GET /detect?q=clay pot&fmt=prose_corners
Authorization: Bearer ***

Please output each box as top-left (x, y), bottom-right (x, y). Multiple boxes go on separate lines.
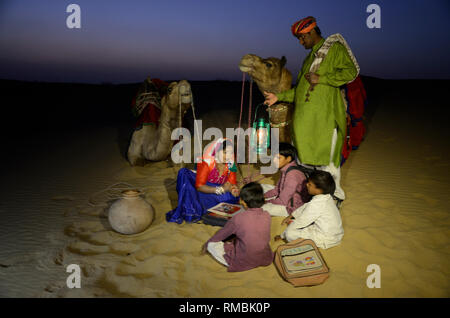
top-left (108, 190), bottom-right (154, 235)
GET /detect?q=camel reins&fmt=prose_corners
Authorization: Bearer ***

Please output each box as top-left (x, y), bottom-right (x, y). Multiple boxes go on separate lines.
top-left (237, 73), bottom-right (267, 186)
top-left (174, 77), bottom-right (267, 186)
top-left (178, 85), bottom-right (202, 157)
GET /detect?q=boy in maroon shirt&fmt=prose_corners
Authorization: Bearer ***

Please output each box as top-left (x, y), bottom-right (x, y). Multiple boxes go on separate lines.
top-left (262, 143), bottom-right (309, 216)
top-left (201, 182), bottom-right (274, 272)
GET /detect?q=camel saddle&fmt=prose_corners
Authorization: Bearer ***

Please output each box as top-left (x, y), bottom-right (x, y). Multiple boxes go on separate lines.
top-left (131, 78), bottom-right (169, 130)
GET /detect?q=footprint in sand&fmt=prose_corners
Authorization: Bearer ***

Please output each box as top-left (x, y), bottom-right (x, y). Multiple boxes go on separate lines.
top-left (372, 199), bottom-right (395, 209)
top-left (411, 193), bottom-right (438, 206)
top-left (413, 176), bottom-right (436, 186)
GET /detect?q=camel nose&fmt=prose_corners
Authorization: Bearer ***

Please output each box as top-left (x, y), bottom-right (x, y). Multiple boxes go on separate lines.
top-left (179, 81), bottom-right (192, 104)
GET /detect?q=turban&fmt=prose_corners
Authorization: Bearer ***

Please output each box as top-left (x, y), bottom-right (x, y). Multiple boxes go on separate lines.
top-left (291, 16), bottom-right (317, 37)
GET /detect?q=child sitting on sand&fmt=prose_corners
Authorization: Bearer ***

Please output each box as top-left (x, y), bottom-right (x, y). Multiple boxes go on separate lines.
top-left (275, 170), bottom-right (344, 249)
top-left (201, 182), bottom-right (274, 272)
top-left (261, 143), bottom-right (309, 217)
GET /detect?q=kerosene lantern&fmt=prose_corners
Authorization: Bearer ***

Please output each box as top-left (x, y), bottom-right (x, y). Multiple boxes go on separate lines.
top-left (251, 103), bottom-right (271, 154)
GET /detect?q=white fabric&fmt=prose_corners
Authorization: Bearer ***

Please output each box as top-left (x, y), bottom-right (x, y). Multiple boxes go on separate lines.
top-left (261, 202), bottom-right (289, 217)
top-left (281, 194), bottom-right (344, 249)
top-left (296, 129), bottom-right (345, 200)
top-left (260, 184), bottom-right (289, 217)
top-left (260, 183), bottom-right (275, 195)
top-left (316, 128), bottom-right (345, 200)
top-left (207, 241), bottom-right (228, 266)
top-left (309, 33), bottom-right (360, 81)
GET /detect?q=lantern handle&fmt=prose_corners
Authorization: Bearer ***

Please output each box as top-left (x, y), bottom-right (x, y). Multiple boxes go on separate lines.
top-left (253, 103), bottom-right (268, 123)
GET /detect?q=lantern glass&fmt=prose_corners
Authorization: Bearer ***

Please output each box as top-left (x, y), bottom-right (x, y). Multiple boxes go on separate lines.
top-left (252, 117), bottom-right (270, 154)
top-left (250, 103), bottom-right (271, 155)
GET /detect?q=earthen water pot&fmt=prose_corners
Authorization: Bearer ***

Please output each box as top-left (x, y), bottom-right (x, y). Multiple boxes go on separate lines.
top-left (108, 189), bottom-right (154, 235)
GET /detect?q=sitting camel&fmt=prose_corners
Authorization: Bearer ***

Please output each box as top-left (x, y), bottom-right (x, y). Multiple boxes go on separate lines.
top-left (127, 78), bottom-right (192, 166)
top-left (239, 54), bottom-right (294, 143)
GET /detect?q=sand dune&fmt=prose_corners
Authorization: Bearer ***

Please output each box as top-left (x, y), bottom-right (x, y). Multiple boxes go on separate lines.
top-left (0, 79), bottom-right (448, 298)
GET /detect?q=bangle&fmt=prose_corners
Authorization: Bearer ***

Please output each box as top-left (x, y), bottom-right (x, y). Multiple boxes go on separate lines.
top-left (215, 186), bottom-right (225, 195)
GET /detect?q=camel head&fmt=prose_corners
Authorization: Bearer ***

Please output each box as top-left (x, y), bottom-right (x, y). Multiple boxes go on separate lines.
top-left (162, 80), bottom-right (193, 117)
top-left (239, 54), bottom-right (293, 94)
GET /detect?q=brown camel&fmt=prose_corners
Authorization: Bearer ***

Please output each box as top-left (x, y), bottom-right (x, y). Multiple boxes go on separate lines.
top-left (127, 80), bottom-right (192, 166)
top-left (239, 54), bottom-right (294, 143)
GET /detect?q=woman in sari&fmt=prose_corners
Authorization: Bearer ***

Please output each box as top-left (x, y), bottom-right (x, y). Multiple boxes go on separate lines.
top-left (166, 138), bottom-right (240, 224)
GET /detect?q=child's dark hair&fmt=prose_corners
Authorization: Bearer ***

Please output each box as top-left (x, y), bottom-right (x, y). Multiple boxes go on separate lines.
top-left (308, 170), bottom-right (336, 195)
top-left (239, 182), bottom-right (265, 208)
top-left (277, 143), bottom-right (298, 162)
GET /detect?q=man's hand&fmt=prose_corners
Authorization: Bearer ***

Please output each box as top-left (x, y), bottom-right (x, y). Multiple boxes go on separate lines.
top-left (305, 72), bottom-right (320, 85)
top-left (263, 91), bottom-right (278, 106)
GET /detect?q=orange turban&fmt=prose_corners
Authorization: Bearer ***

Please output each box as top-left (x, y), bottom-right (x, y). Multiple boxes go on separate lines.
top-left (291, 16), bottom-right (317, 37)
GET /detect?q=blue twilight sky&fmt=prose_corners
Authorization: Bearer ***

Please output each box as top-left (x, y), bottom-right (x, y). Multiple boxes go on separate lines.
top-left (0, 0), bottom-right (449, 83)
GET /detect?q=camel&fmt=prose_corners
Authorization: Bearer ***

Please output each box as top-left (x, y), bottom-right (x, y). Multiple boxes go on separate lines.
top-left (239, 54), bottom-right (294, 143)
top-left (127, 79), bottom-right (192, 166)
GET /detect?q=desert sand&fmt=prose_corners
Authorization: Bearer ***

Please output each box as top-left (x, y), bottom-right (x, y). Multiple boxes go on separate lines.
top-left (0, 78), bottom-right (448, 298)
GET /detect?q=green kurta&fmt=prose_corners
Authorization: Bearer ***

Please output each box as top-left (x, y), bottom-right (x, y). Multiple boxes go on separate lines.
top-left (276, 38), bottom-right (357, 167)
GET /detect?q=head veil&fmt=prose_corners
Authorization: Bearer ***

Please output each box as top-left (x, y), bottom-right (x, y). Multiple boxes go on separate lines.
top-left (199, 138), bottom-right (237, 172)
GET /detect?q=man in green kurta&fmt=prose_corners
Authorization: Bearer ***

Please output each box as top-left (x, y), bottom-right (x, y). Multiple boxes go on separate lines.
top-left (264, 16), bottom-right (357, 200)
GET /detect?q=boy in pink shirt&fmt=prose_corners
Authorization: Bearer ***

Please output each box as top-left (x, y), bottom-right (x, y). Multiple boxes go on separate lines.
top-left (201, 182), bottom-right (274, 272)
top-left (262, 143), bottom-right (309, 216)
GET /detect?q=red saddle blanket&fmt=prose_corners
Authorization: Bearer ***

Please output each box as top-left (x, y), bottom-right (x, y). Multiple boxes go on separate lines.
top-left (131, 78), bottom-right (169, 130)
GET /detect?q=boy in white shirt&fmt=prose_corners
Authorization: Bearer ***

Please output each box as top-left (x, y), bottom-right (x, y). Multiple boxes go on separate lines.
top-left (275, 170), bottom-right (344, 249)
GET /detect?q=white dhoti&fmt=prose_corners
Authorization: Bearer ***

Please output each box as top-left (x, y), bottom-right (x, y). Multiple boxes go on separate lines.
top-left (260, 184), bottom-right (289, 217)
top-left (207, 241), bottom-right (228, 266)
top-left (320, 128), bottom-right (345, 200)
top-left (281, 223), bottom-right (342, 249)
top-left (296, 128), bottom-right (345, 200)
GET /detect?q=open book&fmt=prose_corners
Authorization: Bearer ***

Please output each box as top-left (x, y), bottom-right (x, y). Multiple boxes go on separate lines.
top-left (207, 202), bottom-right (245, 218)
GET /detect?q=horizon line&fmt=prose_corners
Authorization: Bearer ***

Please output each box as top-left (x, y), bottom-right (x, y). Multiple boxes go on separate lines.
top-left (1, 75), bottom-right (450, 86)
